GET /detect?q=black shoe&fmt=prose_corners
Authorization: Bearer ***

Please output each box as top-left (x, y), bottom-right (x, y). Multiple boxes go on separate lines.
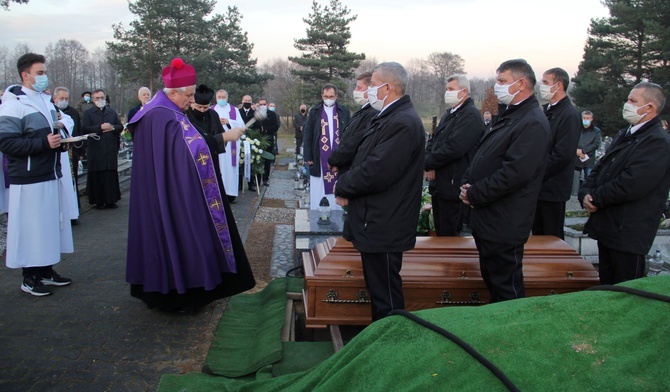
top-left (108, 203), bottom-right (118, 209)
top-left (248, 185), bottom-right (257, 192)
top-left (21, 276), bottom-right (52, 296)
top-left (41, 270), bottom-right (72, 286)
top-left (228, 196), bottom-right (237, 204)
top-left (71, 219), bottom-right (79, 226)
top-left (96, 204), bottom-right (106, 210)
top-left (263, 181), bottom-right (269, 186)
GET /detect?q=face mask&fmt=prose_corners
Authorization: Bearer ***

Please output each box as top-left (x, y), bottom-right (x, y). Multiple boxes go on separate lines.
top-left (582, 119), bottom-right (591, 128)
top-left (323, 99), bottom-right (336, 107)
top-left (622, 102), bottom-right (650, 125)
top-left (269, 107), bottom-right (275, 112)
top-left (494, 79), bottom-right (520, 106)
top-left (367, 83), bottom-right (388, 111)
top-left (539, 83), bottom-right (557, 102)
top-left (444, 89), bottom-right (464, 109)
top-left (56, 100), bottom-right (69, 110)
top-left (353, 90), bottom-right (368, 106)
top-left (84, 96), bottom-right (91, 103)
top-left (300, 109), bottom-right (306, 114)
top-left (243, 102), bottom-right (252, 109)
top-left (95, 100), bottom-right (106, 109)
top-left (217, 99), bottom-right (227, 107)
top-left (31, 74), bottom-right (48, 92)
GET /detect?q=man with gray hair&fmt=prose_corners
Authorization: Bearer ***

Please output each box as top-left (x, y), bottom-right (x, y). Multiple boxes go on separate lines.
top-left (460, 59), bottom-right (550, 303)
top-left (579, 82), bottom-right (670, 284)
top-left (52, 86), bottom-right (81, 224)
top-left (424, 74), bottom-right (483, 236)
top-left (127, 87), bottom-right (151, 122)
top-left (126, 58), bottom-right (255, 311)
top-left (335, 62), bottom-right (425, 321)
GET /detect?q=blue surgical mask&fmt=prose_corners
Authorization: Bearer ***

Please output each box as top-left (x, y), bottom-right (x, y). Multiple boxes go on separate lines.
top-left (269, 107), bottom-right (275, 112)
top-left (31, 74), bottom-right (49, 92)
top-left (217, 99), bottom-right (227, 107)
top-left (582, 119), bottom-right (591, 128)
top-left (84, 96), bottom-right (91, 103)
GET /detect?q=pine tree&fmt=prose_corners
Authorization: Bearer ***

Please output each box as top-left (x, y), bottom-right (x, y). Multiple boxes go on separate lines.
top-left (289, 0), bottom-right (365, 101)
top-left (571, 0), bottom-right (670, 135)
top-left (0, 0), bottom-right (28, 11)
top-left (107, 0), bottom-right (268, 98)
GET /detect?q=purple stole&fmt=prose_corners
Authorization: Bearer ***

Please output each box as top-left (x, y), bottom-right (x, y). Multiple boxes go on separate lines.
top-left (179, 116), bottom-right (237, 273)
top-left (229, 106), bottom-right (238, 167)
top-left (319, 106), bottom-right (340, 194)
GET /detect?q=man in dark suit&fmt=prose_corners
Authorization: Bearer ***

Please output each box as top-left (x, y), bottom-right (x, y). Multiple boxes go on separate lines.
top-left (327, 71), bottom-right (378, 176)
top-left (532, 67), bottom-right (581, 239)
top-left (238, 94), bottom-right (259, 191)
top-left (257, 97), bottom-right (279, 186)
top-left (580, 82), bottom-right (670, 284)
top-left (424, 74), bottom-right (483, 236)
top-left (460, 59), bottom-right (550, 303)
top-left (335, 62), bottom-right (425, 321)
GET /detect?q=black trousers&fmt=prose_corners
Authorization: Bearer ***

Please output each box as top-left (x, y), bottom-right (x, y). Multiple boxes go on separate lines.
top-left (22, 265), bottom-right (54, 278)
top-left (432, 196), bottom-right (463, 236)
top-left (532, 200), bottom-right (566, 239)
top-left (295, 136), bottom-right (303, 154)
top-left (597, 243), bottom-right (646, 285)
top-left (473, 234), bottom-right (526, 303)
top-left (360, 251), bottom-right (405, 321)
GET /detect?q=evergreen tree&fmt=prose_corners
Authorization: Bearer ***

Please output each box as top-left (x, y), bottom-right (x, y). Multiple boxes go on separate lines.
top-left (107, 0), bottom-right (268, 98)
top-left (289, 0), bottom-right (365, 102)
top-left (572, 0), bottom-right (670, 135)
top-left (1, 0), bottom-right (28, 11)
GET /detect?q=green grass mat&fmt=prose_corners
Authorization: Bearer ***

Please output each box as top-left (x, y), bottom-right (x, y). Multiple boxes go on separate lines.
top-left (161, 276), bottom-right (670, 391)
top-left (286, 277), bottom-right (304, 294)
top-left (272, 342), bottom-right (334, 377)
top-left (202, 278), bottom-right (288, 377)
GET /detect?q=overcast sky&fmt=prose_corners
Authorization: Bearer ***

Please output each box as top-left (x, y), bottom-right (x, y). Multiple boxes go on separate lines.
top-left (1, 0), bottom-right (610, 79)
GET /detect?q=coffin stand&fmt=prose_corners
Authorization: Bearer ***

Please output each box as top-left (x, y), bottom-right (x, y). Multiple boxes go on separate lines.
top-left (302, 236), bottom-right (599, 328)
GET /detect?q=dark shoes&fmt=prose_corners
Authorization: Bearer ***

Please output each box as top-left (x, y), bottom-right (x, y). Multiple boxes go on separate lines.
top-left (95, 203), bottom-right (118, 210)
top-left (21, 276), bottom-right (52, 296)
top-left (41, 270), bottom-right (72, 286)
top-left (263, 181), bottom-right (269, 186)
top-left (21, 269), bottom-right (72, 296)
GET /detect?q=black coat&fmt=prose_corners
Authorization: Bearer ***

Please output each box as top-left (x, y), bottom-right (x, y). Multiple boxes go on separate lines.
top-left (302, 102), bottom-right (351, 177)
top-left (186, 109), bottom-right (226, 155)
top-left (239, 107), bottom-right (260, 131)
top-left (576, 125), bottom-right (601, 169)
top-left (579, 117), bottom-right (670, 255)
top-left (463, 95), bottom-right (551, 244)
top-left (327, 103), bottom-right (378, 175)
top-left (335, 95), bottom-right (425, 253)
top-left (127, 103), bottom-right (142, 123)
top-left (62, 105), bottom-right (85, 157)
top-left (293, 112), bottom-right (307, 137)
top-left (424, 98), bottom-right (483, 201)
top-left (81, 106), bottom-right (123, 172)
top-left (538, 97), bottom-right (581, 202)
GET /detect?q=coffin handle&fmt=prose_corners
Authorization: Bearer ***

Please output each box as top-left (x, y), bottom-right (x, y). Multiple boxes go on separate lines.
top-left (322, 289), bottom-right (371, 304)
top-left (436, 290), bottom-right (485, 305)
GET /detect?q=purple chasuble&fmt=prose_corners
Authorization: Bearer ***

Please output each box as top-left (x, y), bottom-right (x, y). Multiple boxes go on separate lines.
top-left (126, 91), bottom-right (238, 294)
top-left (319, 106), bottom-right (340, 194)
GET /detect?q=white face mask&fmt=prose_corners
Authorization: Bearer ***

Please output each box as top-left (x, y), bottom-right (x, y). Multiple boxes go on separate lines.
top-left (367, 83), bottom-right (388, 111)
top-left (494, 79), bottom-right (520, 106)
top-left (95, 99), bottom-right (106, 109)
top-left (323, 99), bottom-right (336, 107)
top-left (539, 83), bottom-right (557, 102)
top-left (353, 90), bottom-right (368, 106)
top-left (444, 89), bottom-right (464, 109)
top-left (622, 102), bottom-right (650, 125)
top-left (56, 100), bottom-right (69, 110)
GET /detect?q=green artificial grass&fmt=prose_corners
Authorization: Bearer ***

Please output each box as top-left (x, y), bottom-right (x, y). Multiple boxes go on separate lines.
top-left (286, 277), bottom-right (304, 294)
top-left (161, 276), bottom-right (670, 392)
top-left (272, 342), bottom-right (334, 377)
top-left (202, 278), bottom-right (288, 377)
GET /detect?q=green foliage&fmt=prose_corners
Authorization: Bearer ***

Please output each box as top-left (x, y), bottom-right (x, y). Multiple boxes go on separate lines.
top-left (417, 186), bottom-right (435, 235)
top-left (572, 0), bottom-right (670, 136)
top-left (289, 0), bottom-right (365, 101)
top-left (0, 0), bottom-right (28, 10)
top-left (241, 129), bottom-right (274, 177)
top-left (107, 0), bottom-right (270, 100)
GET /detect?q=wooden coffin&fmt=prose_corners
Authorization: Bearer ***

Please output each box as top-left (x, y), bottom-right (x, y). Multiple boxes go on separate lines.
top-left (302, 236), bottom-right (599, 328)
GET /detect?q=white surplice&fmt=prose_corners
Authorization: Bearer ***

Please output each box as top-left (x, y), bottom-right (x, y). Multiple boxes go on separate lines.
top-left (213, 105), bottom-right (244, 197)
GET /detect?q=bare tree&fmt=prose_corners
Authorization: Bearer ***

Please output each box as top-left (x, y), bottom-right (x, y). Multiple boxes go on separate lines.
top-left (45, 39), bottom-right (90, 98)
top-left (260, 58), bottom-right (303, 130)
top-left (426, 52), bottom-right (466, 115)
